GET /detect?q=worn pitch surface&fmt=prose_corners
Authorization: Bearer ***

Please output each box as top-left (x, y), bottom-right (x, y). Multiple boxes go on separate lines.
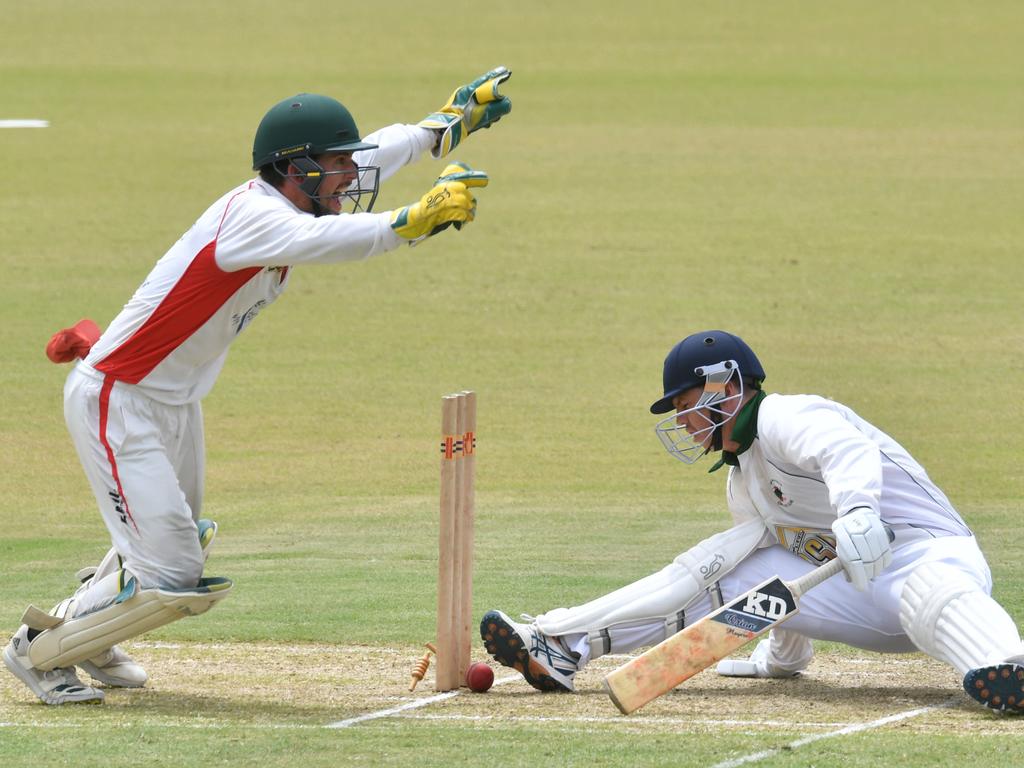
top-left (1, 641), bottom-right (1014, 735)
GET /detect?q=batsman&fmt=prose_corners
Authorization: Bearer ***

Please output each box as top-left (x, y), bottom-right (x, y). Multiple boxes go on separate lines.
top-left (482, 330), bottom-right (1024, 714)
top-left (4, 68), bottom-right (513, 705)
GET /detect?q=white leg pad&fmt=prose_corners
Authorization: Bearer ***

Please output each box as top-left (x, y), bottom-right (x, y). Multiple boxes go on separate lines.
top-left (899, 562), bottom-right (1022, 676)
top-left (23, 576), bottom-right (232, 671)
top-left (535, 519), bottom-right (766, 656)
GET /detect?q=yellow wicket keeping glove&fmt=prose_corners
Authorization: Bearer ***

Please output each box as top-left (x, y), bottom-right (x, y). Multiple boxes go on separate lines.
top-left (390, 163), bottom-right (490, 245)
top-left (418, 67), bottom-right (512, 159)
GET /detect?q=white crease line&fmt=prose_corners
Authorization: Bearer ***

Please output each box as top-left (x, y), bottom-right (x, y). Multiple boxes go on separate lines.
top-left (325, 690), bottom-right (459, 728)
top-left (130, 641), bottom-right (403, 656)
top-left (0, 721), bottom-right (313, 730)
top-left (324, 673), bottom-right (520, 729)
top-left (0, 120), bottom-right (49, 128)
top-left (709, 699), bottom-right (959, 768)
top-left (401, 713), bottom-right (855, 728)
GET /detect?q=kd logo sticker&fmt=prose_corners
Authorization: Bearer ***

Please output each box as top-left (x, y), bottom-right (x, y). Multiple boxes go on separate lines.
top-left (742, 591), bottom-right (787, 620)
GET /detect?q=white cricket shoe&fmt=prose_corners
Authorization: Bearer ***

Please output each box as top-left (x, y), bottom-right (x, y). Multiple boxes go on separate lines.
top-left (79, 646), bottom-right (148, 688)
top-left (480, 610), bottom-right (578, 692)
top-left (716, 638), bottom-right (802, 679)
top-left (3, 625), bottom-right (104, 705)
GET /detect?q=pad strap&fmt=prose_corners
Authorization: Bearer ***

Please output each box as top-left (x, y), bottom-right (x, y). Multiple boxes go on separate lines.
top-left (22, 605), bottom-right (63, 631)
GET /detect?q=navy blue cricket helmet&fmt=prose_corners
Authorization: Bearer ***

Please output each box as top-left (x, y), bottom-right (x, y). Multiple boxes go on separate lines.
top-left (650, 331), bottom-right (765, 414)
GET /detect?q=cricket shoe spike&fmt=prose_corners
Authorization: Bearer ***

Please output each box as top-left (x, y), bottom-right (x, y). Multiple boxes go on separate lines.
top-left (963, 662), bottom-right (1024, 714)
top-left (2, 625), bottom-right (104, 705)
top-left (79, 646), bottom-right (147, 688)
top-left (480, 610), bottom-right (577, 692)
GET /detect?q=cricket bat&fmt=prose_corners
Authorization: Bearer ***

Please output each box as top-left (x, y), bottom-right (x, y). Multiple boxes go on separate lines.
top-left (604, 556), bottom-right (844, 715)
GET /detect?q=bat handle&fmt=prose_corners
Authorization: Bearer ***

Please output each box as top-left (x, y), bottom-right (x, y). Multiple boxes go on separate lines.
top-left (789, 556), bottom-right (844, 599)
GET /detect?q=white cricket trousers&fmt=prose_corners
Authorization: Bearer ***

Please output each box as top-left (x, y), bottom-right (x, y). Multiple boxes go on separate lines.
top-left (570, 535), bottom-right (994, 664)
top-left (63, 363), bottom-right (206, 596)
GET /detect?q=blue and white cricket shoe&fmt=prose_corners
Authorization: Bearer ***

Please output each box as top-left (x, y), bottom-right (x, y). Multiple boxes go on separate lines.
top-left (480, 610), bottom-right (578, 692)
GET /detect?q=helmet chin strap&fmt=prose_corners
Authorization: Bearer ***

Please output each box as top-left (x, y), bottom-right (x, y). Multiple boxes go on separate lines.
top-left (309, 198), bottom-right (332, 217)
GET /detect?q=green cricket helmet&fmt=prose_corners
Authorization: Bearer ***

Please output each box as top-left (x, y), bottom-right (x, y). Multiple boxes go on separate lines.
top-left (252, 93), bottom-right (380, 214)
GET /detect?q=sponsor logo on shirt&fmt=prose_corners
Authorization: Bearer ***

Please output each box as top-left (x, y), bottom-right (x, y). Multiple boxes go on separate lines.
top-left (233, 300), bottom-right (267, 335)
top-left (775, 526), bottom-right (838, 565)
top-left (770, 479), bottom-right (794, 507)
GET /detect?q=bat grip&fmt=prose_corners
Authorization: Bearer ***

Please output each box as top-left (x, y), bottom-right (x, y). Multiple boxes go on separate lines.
top-left (789, 556), bottom-right (844, 599)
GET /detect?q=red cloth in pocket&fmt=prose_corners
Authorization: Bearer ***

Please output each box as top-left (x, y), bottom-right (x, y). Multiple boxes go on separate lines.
top-left (45, 318), bottom-right (102, 363)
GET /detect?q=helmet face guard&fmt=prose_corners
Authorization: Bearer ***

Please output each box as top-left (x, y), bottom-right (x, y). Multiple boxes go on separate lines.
top-left (654, 360), bottom-right (745, 464)
top-left (282, 157), bottom-right (380, 215)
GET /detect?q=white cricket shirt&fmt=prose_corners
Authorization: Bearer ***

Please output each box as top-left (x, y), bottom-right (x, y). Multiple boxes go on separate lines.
top-left (726, 393), bottom-right (971, 562)
top-left (81, 124), bottom-right (434, 405)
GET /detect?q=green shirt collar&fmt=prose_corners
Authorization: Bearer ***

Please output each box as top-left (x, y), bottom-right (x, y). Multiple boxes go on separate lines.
top-left (708, 389), bottom-right (767, 473)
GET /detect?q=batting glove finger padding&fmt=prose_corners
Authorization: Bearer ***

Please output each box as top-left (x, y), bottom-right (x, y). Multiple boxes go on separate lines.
top-left (831, 507), bottom-right (894, 592)
top-left (390, 165), bottom-right (489, 245)
top-left (418, 67), bottom-right (512, 158)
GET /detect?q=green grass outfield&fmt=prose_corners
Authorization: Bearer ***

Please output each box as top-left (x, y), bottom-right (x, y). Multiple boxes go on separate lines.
top-left (1, 1), bottom-right (1022, 765)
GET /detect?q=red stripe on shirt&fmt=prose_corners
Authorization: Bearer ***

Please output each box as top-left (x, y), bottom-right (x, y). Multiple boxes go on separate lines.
top-left (95, 242), bottom-right (260, 383)
top-left (98, 377), bottom-right (140, 534)
top-left (96, 183), bottom-right (260, 383)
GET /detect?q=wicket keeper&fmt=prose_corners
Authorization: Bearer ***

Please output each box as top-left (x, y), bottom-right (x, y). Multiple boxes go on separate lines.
top-left (4, 68), bottom-right (513, 705)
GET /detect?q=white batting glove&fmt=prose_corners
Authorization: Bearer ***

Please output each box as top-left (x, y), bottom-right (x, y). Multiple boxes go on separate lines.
top-left (831, 507), bottom-right (893, 592)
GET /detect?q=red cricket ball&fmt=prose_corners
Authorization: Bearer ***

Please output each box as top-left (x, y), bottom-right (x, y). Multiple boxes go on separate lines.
top-left (466, 661), bottom-right (494, 692)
